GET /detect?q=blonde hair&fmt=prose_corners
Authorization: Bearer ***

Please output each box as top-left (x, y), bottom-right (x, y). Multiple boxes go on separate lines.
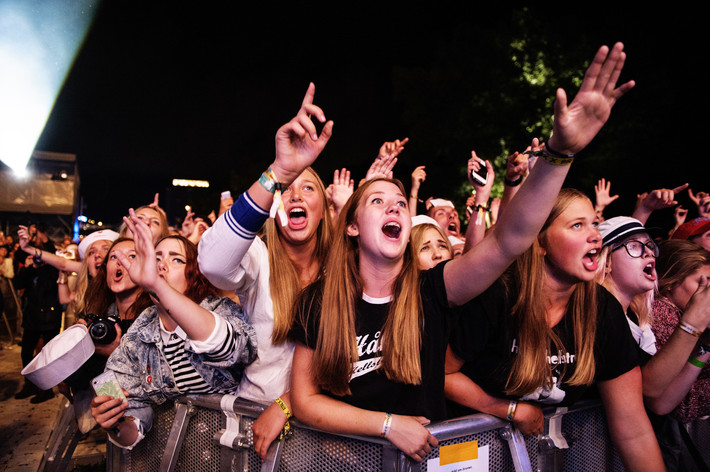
top-left (410, 223), bottom-right (453, 267)
top-left (309, 178), bottom-right (423, 396)
top-left (267, 167), bottom-right (332, 345)
top-left (504, 189), bottom-right (598, 396)
top-left (596, 244), bottom-right (655, 328)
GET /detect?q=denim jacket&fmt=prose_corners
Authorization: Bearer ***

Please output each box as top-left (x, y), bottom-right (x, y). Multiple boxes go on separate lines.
top-left (105, 296), bottom-right (257, 434)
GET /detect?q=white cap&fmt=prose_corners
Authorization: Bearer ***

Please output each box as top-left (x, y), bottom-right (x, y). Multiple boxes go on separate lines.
top-left (21, 325), bottom-right (95, 390)
top-left (428, 198), bottom-right (455, 209)
top-left (78, 230), bottom-right (119, 260)
top-left (411, 215), bottom-right (439, 228)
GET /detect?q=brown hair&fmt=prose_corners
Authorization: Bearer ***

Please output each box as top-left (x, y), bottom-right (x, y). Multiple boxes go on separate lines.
top-left (267, 167), bottom-right (333, 344)
top-left (309, 178), bottom-right (422, 396)
top-left (656, 239), bottom-right (710, 300)
top-left (504, 189), bottom-right (598, 396)
top-left (156, 235), bottom-right (219, 304)
top-left (84, 238), bottom-right (152, 320)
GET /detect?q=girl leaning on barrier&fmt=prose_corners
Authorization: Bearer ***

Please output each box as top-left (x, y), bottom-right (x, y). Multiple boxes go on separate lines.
top-left (197, 83), bottom-right (334, 459)
top-left (290, 43), bottom-right (636, 462)
top-left (445, 190), bottom-right (665, 472)
top-left (90, 216), bottom-right (257, 449)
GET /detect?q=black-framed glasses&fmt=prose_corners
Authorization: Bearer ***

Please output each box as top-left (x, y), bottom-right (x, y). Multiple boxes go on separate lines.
top-left (611, 239), bottom-right (659, 258)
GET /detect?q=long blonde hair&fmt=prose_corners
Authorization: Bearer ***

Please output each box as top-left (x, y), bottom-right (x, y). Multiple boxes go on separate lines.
top-left (267, 167), bottom-right (332, 345)
top-left (504, 189), bottom-right (598, 396)
top-left (310, 178), bottom-right (423, 396)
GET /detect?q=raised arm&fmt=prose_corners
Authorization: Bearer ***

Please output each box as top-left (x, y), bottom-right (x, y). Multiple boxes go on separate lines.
top-left (409, 165), bottom-right (427, 216)
top-left (17, 225), bottom-right (82, 273)
top-left (118, 209), bottom-right (215, 341)
top-left (631, 183), bottom-right (689, 225)
top-left (445, 43), bottom-right (635, 305)
top-left (463, 152), bottom-right (494, 252)
top-left (594, 178), bottom-right (619, 221)
top-left (198, 83), bottom-right (333, 289)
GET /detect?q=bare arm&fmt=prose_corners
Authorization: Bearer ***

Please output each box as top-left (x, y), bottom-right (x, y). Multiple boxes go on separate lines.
top-left (598, 367), bottom-right (664, 472)
top-left (631, 184), bottom-right (688, 225)
top-left (291, 342), bottom-right (438, 462)
top-left (463, 152), bottom-right (494, 252)
top-left (445, 43), bottom-right (635, 305)
top-left (17, 225), bottom-right (82, 273)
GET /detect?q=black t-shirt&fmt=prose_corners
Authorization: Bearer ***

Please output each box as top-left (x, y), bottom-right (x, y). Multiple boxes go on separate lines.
top-left (448, 280), bottom-right (640, 412)
top-left (290, 262), bottom-right (451, 421)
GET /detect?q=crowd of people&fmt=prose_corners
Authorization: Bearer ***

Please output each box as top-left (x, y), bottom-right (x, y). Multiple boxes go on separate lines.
top-left (3, 42), bottom-right (710, 471)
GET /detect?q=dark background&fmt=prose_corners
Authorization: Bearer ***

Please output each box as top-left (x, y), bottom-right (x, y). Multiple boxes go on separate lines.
top-left (30, 4), bottom-right (709, 231)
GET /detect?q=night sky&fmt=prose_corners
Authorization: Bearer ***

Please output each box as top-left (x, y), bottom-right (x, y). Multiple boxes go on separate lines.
top-left (31, 4), bottom-right (708, 230)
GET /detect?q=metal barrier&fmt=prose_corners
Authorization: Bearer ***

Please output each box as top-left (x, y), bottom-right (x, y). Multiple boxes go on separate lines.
top-left (109, 394), bottom-right (669, 472)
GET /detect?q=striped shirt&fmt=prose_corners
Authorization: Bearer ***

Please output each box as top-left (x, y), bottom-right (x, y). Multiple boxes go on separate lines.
top-left (160, 312), bottom-right (237, 394)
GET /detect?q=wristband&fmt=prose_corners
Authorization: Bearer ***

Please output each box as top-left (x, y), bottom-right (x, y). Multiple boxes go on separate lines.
top-left (506, 400), bottom-right (518, 421)
top-left (275, 397), bottom-right (292, 419)
top-left (472, 203), bottom-right (489, 213)
top-left (258, 167), bottom-right (288, 227)
top-left (531, 143), bottom-right (575, 166)
top-left (504, 175), bottom-right (524, 187)
top-left (274, 397), bottom-right (293, 440)
top-left (258, 167), bottom-right (280, 194)
top-left (381, 412), bottom-right (392, 438)
top-left (689, 356), bottom-right (707, 368)
top-left (678, 320), bottom-right (702, 338)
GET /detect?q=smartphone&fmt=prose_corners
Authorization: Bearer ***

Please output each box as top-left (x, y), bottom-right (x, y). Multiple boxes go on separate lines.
top-left (91, 371), bottom-right (126, 400)
top-left (470, 165), bottom-right (488, 186)
top-left (221, 190), bottom-right (232, 200)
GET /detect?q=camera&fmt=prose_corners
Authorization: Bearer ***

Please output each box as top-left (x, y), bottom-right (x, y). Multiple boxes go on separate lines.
top-left (85, 313), bottom-right (121, 344)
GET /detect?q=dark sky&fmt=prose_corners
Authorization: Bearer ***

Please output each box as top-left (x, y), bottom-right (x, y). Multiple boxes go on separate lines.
top-left (33, 4), bottom-right (708, 228)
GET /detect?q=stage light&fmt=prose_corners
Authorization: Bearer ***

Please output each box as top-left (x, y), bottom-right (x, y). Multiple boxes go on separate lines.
top-left (0, 0), bottom-right (99, 174)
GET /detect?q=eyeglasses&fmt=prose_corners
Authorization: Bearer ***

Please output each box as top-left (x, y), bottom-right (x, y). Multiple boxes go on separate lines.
top-left (611, 239), bottom-right (659, 258)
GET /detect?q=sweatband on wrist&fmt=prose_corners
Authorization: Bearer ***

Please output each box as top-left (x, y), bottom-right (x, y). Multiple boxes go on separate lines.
top-left (678, 320), bottom-right (702, 338)
top-left (504, 175), bottom-right (523, 187)
top-left (381, 412), bottom-right (392, 438)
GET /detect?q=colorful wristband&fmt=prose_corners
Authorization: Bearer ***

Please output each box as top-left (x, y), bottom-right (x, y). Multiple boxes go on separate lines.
top-left (381, 412), bottom-right (392, 438)
top-left (506, 400), bottom-right (518, 421)
top-left (275, 397), bottom-right (292, 419)
top-left (678, 320), bottom-right (702, 338)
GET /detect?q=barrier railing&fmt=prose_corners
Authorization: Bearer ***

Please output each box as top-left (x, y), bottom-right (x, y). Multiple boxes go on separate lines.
top-left (108, 394), bottom-right (710, 471)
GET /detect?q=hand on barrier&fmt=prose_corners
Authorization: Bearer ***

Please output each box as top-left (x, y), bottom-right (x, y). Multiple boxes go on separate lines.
top-left (512, 402), bottom-right (544, 436)
top-left (386, 415), bottom-right (438, 462)
top-left (252, 400), bottom-right (289, 461)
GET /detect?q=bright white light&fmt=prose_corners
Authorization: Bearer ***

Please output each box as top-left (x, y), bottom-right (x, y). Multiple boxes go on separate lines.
top-left (173, 179), bottom-right (210, 188)
top-left (0, 0), bottom-right (99, 173)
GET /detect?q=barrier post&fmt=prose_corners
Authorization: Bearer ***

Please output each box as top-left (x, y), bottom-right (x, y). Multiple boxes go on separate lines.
top-left (160, 400), bottom-right (196, 472)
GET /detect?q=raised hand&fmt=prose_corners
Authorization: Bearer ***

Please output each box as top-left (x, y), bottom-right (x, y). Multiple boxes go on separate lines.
top-left (327, 168), bottom-right (354, 214)
top-left (688, 189), bottom-right (710, 218)
top-left (116, 209), bottom-right (160, 292)
top-left (468, 151), bottom-right (494, 198)
top-left (411, 165), bottom-right (426, 188)
top-left (378, 137), bottom-right (409, 160)
top-left (638, 184), bottom-right (689, 212)
top-left (272, 83), bottom-right (334, 184)
top-left (181, 209), bottom-right (195, 237)
top-left (17, 225), bottom-right (31, 251)
top-left (674, 206), bottom-right (688, 228)
top-left (594, 178), bottom-right (620, 212)
top-left (547, 43), bottom-right (635, 155)
top-left (364, 152), bottom-right (398, 182)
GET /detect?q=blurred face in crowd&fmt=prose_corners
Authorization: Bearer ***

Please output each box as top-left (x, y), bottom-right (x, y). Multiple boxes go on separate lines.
top-left (690, 230), bottom-right (710, 252)
top-left (86, 240), bottom-right (112, 278)
top-left (155, 238), bottom-right (188, 295)
top-left (133, 207), bottom-right (164, 244)
top-left (430, 205), bottom-right (461, 239)
top-left (668, 264), bottom-right (710, 311)
top-left (106, 240), bottom-right (138, 295)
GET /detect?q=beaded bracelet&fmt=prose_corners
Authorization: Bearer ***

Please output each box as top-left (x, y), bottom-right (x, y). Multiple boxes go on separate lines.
top-left (678, 320), bottom-right (702, 338)
top-left (381, 412), bottom-right (393, 438)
